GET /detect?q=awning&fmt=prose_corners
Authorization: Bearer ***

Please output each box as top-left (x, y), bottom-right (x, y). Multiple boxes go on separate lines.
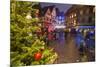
top-left (78, 26), bottom-right (95, 29)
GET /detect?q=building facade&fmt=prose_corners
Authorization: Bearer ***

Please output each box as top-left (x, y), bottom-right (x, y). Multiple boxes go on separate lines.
top-left (65, 5), bottom-right (95, 28)
top-left (42, 5), bottom-right (66, 40)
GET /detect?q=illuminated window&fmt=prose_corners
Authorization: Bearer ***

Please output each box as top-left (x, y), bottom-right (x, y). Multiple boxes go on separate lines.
top-left (59, 16), bottom-right (62, 20)
top-left (74, 13), bottom-right (76, 17)
top-left (72, 14), bottom-right (73, 18)
top-left (80, 10), bottom-right (83, 15)
top-left (74, 20), bottom-right (76, 23)
top-left (73, 22), bottom-right (76, 26)
top-left (93, 7), bottom-right (95, 13)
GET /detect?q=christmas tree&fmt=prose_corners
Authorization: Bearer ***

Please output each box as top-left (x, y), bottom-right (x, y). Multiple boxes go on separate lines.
top-left (10, 0), bottom-right (58, 66)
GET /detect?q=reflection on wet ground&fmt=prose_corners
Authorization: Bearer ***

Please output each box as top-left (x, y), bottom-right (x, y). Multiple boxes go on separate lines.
top-left (48, 32), bottom-right (95, 63)
top-left (48, 33), bottom-right (79, 63)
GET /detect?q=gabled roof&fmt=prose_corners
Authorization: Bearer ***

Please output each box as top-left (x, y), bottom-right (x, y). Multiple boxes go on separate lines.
top-left (42, 5), bottom-right (55, 15)
top-left (41, 5), bottom-right (59, 16)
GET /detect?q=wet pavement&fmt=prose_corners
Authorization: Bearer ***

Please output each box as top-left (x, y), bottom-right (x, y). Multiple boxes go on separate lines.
top-left (48, 33), bottom-right (80, 64)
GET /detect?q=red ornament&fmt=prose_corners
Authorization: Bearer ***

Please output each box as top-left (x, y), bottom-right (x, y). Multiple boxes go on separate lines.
top-left (34, 52), bottom-right (42, 61)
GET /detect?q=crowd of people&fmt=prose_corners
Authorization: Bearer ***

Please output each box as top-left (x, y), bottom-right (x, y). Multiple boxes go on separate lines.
top-left (72, 28), bottom-right (95, 61)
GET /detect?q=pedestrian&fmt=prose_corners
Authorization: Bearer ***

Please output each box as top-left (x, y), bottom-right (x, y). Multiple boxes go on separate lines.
top-left (79, 41), bottom-right (85, 56)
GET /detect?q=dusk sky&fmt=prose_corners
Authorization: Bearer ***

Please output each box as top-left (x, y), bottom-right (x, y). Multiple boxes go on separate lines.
top-left (40, 2), bottom-right (72, 13)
